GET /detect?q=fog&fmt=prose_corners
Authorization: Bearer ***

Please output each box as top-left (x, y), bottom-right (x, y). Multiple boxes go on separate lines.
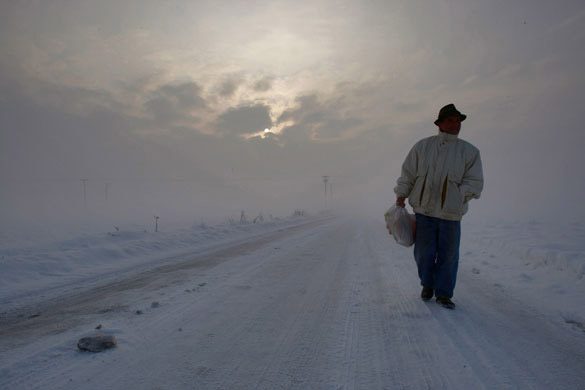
top-left (1, 0), bottom-right (585, 242)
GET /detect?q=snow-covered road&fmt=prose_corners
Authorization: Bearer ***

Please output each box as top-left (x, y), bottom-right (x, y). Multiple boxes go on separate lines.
top-left (1, 215), bottom-right (585, 389)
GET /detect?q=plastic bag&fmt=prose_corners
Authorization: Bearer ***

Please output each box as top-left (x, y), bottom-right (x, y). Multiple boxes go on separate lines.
top-left (384, 205), bottom-right (416, 247)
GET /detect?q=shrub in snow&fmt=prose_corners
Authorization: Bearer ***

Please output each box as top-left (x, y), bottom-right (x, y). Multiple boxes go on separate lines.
top-left (292, 209), bottom-right (305, 217)
top-left (240, 210), bottom-right (248, 224)
top-left (77, 334), bottom-right (117, 352)
top-left (108, 226), bottom-right (120, 236)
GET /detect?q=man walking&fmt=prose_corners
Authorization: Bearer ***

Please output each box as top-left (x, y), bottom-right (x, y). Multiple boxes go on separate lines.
top-left (394, 104), bottom-right (484, 309)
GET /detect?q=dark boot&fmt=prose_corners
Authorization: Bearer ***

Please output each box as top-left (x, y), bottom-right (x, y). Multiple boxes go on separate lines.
top-left (421, 286), bottom-right (434, 301)
top-left (436, 296), bottom-right (455, 309)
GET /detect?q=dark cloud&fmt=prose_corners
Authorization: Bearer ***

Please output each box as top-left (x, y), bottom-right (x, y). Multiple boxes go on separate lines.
top-left (0, 82), bottom-right (218, 183)
top-left (277, 94), bottom-right (319, 123)
top-left (276, 123), bottom-right (311, 145)
top-left (218, 77), bottom-right (242, 98)
top-left (144, 81), bottom-right (206, 125)
top-left (215, 103), bottom-right (272, 136)
top-left (253, 76), bottom-right (274, 92)
top-left (0, 66), bottom-right (127, 118)
top-left (277, 92), bottom-right (365, 141)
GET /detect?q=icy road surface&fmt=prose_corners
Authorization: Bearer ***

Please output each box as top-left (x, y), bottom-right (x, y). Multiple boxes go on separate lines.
top-left (1, 215), bottom-right (584, 389)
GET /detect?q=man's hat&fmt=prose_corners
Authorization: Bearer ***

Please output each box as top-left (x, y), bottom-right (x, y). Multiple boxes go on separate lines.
top-left (434, 103), bottom-right (467, 126)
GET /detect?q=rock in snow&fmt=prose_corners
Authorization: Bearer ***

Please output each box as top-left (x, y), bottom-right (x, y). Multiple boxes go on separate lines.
top-left (77, 334), bottom-right (117, 352)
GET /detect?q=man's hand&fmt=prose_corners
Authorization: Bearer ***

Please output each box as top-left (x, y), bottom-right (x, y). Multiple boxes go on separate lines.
top-left (396, 196), bottom-right (406, 208)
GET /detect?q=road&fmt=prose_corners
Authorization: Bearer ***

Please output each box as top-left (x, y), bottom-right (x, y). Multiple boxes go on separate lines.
top-left (1, 215), bottom-right (584, 389)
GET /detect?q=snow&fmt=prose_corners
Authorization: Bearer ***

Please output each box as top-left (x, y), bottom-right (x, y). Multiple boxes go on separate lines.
top-left (462, 219), bottom-right (585, 320)
top-left (1, 214), bottom-right (585, 389)
top-left (0, 214), bottom-right (318, 308)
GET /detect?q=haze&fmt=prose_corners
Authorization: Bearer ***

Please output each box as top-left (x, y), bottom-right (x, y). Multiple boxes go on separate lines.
top-left (2, 0), bottom-right (584, 241)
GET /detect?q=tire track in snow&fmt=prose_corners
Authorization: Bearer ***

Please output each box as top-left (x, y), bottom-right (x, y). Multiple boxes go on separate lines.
top-left (137, 218), bottom-right (351, 390)
top-left (368, 218), bottom-right (485, 389)
top-left (249, 222), bottom-right (356, 389)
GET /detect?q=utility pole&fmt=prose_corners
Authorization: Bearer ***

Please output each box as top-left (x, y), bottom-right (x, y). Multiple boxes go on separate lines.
top-left (329, 182), bottom-right (333, 207)
top-left (81, 179), bottom-right (88, 209)
top-left (322, 175), bottom-right (329, 210)
top-left (105, 182), bottom-right (110, 202)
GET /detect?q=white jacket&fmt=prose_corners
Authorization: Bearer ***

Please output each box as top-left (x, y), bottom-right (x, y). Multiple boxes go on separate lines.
top-left (394, 130), bottom-right (484, 221)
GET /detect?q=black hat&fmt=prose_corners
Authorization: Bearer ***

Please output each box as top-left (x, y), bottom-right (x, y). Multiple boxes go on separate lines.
top-left (434, 103), bottom-right (467, 126)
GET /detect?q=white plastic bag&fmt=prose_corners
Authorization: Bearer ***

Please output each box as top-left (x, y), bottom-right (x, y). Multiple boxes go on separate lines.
top-left (384, 205), bottom-right (416, 247)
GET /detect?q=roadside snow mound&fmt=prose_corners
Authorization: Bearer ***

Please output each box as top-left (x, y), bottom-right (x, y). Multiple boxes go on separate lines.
top-left (0, 214), bottom-right (317, 301)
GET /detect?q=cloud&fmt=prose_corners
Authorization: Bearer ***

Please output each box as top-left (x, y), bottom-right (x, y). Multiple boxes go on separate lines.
top-left (253, 76), bottom-right (274, 92)
top-left (276, 123), bottom-right (312, 145)
top-left (277, 92), bottom-right (366, 142)
top-left (143, 81), bottom-right (207, 126)
top-left (215, 103), bottom-right (272, 136)
top-left (218, 76), bottom-right (243, 98)
top-left (277, 94), bottom-right (319, 123)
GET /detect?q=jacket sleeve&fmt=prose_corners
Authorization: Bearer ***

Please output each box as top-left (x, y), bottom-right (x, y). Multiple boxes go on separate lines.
top-left (394, 143), bottom-right (418, 198)
top-left (460, 149), bottom-right (484, 202)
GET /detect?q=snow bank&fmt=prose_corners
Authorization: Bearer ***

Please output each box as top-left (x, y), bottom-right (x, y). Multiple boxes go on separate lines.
top-left (466, 219), bottom-right (585, 280)
top-left (461, 218), bottom-right (585, 319)
top-left (0, 213), bottom-right (319, 303)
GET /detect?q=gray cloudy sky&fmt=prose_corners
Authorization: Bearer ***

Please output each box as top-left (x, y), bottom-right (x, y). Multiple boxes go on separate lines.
top-left (1, 0), bottom-right (585, 233)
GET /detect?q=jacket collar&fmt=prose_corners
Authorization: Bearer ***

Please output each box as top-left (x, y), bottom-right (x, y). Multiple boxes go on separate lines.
top-left (438, 130), bottom-right (459, 143)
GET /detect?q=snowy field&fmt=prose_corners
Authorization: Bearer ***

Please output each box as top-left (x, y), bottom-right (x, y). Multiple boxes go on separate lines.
top-left (0, 213), bottom-right (321, 308)
top-left (1, 213), bottom-right (584, 389)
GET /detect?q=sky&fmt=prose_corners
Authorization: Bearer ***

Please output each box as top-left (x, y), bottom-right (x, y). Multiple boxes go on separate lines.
top-left (1, 0), bottom-right (585, 237)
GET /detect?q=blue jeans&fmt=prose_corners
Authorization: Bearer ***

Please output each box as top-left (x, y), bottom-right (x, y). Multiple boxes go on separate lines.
top-left (413, 213), bottom-right (461, 298)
